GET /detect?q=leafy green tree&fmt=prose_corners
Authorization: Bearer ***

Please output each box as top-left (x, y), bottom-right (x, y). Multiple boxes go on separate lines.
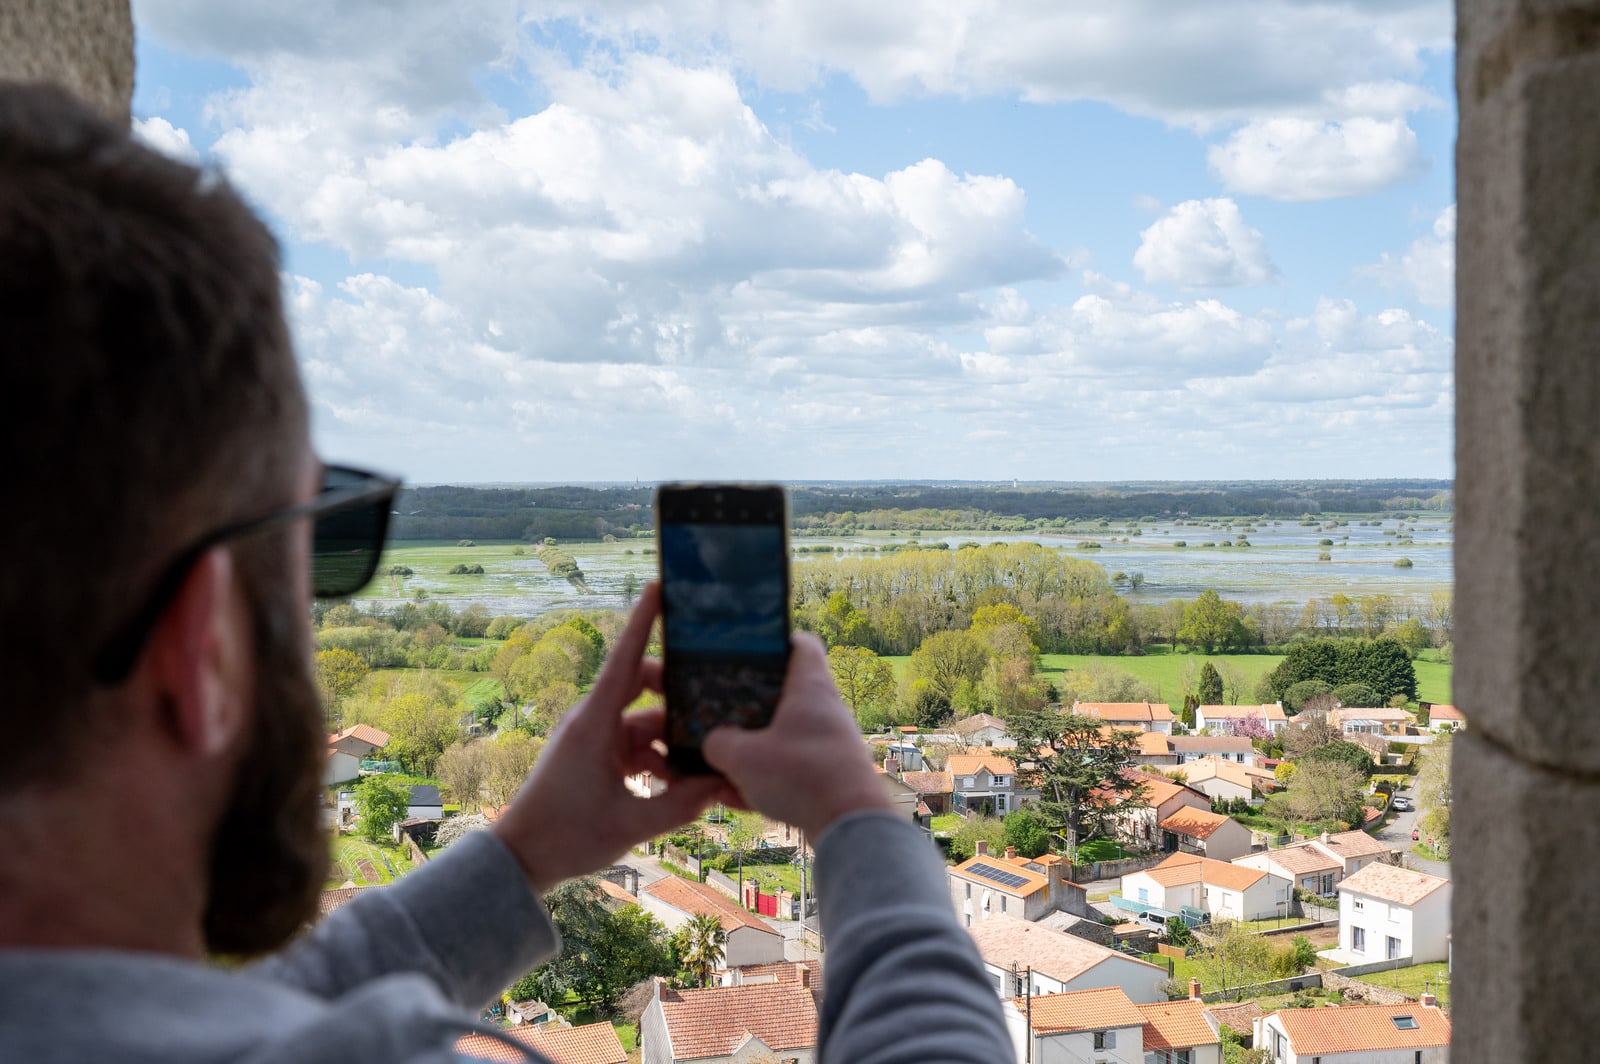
top-left (1008, 709), bottom-right (1145, 852)
top-left (1197, 661), bottom-right (1225, 706)
top-left (1178, 590), bottom-right (1250, 653)
top-left (905, 630), bottom-right (990, 705)
top-left (910, 688), bottom-right (954, 730)
top-left (621, 572), bottom-right (640, 606)
top-left (1416, 730), bottom-right (1452, 842)
top-left (1331, 682), bottom-right (1379, 708)
top-left (526, 881), bottom-right (673, 1013)
top-left (1196, 921), bottom-right (1275, 1001)
top-left (1002, 807), bottom-right (1051, 858)
top-left (354, 775), bottom-right (410, 840)
top-left (1304, 739), bottom-right (1375, 779)
top-left (1283, 679), bottom-right (1333, 714)
top-left (677, 912), bottom-right (727, 988)
top-left (948, 815), bottom-right (1008, 862)
top-left (1165, 916), bottom-right (1193, 947)
top-left (315, 648), bottom-right (370, 714)
top-left (1282, 758), bottom-right (1367, 829)
top-left (827, 645), bottom-right (898, 728)
top-left (435, 741), bottom-right (486, 811)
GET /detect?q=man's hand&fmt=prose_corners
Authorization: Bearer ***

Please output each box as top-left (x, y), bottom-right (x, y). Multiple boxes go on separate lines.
top-left (492, 585), bottom-right (725, 895)
top-left (702, 633), bottom-right (893, 839)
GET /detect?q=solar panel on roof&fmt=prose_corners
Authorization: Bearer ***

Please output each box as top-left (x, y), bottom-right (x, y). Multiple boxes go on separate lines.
top-left (967, 862), bottom-right (1029, 888)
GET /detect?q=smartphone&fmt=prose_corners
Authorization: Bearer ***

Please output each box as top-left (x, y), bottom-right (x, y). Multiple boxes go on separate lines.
top-left (656, 483), bottom-right (792, 776)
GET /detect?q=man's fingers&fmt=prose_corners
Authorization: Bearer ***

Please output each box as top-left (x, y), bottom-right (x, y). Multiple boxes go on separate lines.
top-left (630, 777), bottom-right (723, 838)
top-left (587, 583), bottom-right (660, 704)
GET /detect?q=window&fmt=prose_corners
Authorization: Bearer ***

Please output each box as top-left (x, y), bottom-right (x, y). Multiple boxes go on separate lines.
top-left (1393, 1015), bottom-right (1420, 1030)
top-left (1352, 927), bottom-right (1366, 953)
top-left (1138, 886), bottom-right (1149, 902)
top-left (1389, 903), bottom-right (1400, 922)
top-left (1092, 1030), bottom-right (1117, 1050)
top-left (965, 883), bottom-right (971, 899)
top-left (1352, 898), bottom-right (1365, 912)
top-left (1388, 935), bottom-right (1402, 960)
top-left (1000, 896), bottom-right (1007, 913)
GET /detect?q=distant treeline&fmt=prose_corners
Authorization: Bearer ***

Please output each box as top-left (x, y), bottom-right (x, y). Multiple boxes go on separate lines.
top-left (389, 481), bottom-right (1454, 541)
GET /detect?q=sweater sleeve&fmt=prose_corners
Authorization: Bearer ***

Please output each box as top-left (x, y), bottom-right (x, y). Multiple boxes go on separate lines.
top-left (813, 812), bottom-right (1011, 1063)
top-left (250, 831), bottom-right (559, 1010)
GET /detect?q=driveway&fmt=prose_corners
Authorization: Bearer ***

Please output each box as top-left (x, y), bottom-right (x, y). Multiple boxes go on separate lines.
top-left (1369, 782), bottom-right (1450, 880)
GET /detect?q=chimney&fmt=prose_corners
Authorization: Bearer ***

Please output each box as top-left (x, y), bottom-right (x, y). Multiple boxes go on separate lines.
top-left (976, 839), bottom-right (989, 857)
top-left (1189, 978), bottom-right (1202, 1001)
top-left (1005, 845), bottom-right (1017, 859)
top-left (1420, 992), bottom-right (1436, 1007)
top-left (794, 962), bottom-right (810, 988)
top-left (653, 976), bottom-right (667, 1002)
top-left (1321, 831), bottom-right (1330, 844)
top-left (885, 754), bottom-right (901, 776)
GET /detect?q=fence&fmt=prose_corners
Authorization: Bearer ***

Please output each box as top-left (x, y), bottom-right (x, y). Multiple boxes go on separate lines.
top-left (1322, 966), bottom-right (1422, 1006)
top-left (1198, 973), bottom-right (1323, 1003)
top-left (1072, 854), bottom-right (1166, 881)
top-left (1328, 955), bottom-right (1415, 977)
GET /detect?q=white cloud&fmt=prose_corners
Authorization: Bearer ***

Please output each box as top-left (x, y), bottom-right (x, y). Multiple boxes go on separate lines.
top-left (131, 116), bottom-right (200, 162)
top-left (1208, 116), bottom-right (1426, 201)
top-left (1356, 204), bottom-right (1455, 309)
top-left (1133, 199), bottom-right (1277, 288)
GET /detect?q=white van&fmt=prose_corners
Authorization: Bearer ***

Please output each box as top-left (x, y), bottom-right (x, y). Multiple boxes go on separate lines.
top-left (1133, 907), bottom-right (1180, 935)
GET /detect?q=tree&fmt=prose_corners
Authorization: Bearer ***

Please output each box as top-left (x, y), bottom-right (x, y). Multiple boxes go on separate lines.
top-left (1303, 739), bottom-right (1375, 779)
top-left (828, 645), bottom-right (898, 728)
top-left (435, 812), bottom-right (490, 848)
top-left (1197, 661), bottom-right (1225, 706)
top-left (1331, 682), bottom-right (1380, 708)
top-left (354, 775), bottom-right (410, 840)
top-left (1283, 679), bottom-right (1333, 715)
top-left (1284, 758), bottom-right (1366, 828)
top-left (678, 912), bottom-right (727, 988)
top-left (1008, 708), bottom-right (1145, 852)
top-left (620, 572), bottom-right (640, 606)
top-left (436, 741), bottom-right (487, 811)
top-left (1196, 922), bottom-right (1275, 1000)
top-left (1002, 807), bottom-right (1051, 858)
top-left (1415, 730), bottom-right (1452, 842)
top-left (948, 815), bottom-right (1008, 862)
top-left (904, 630), bottom-right (990, 705)
top-left (315, 648), bottom-right (369, 716)
top-left (529, 881), bottom-right (674, 1014)
top-left (1178, 590), bottom-right (1249, 653)
top-left (483, 731), bottom-right (543, 808)
top-left (1280, 711), bottom-right (1343, 761)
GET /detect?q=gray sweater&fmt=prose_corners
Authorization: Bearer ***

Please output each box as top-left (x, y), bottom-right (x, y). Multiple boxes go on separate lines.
top-left (0, 813), bottom-right (1008, 1062)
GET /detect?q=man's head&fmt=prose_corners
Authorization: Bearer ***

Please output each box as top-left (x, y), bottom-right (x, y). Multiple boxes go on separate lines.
top-left (0, 83), bottom-right (328, 954)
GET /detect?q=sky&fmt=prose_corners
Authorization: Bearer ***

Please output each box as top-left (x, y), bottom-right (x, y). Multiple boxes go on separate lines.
top-left (128, 1), bottom-right (1457, 485)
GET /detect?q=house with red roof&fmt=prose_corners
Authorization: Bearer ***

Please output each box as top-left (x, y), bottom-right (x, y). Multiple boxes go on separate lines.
top-left (947, 753), bottom-right (1038, 817)
top-left (1330, 863), bottom-right (1452, 966)
top-left (640, 974), bottom-right (818, 1064)
top-left (1423, 701), bottom-right (1466, 732)
top-left (1073, 701), bottom-right (1178, 734)
top-left (1101, 770), bottom-right (1213, 852)
top-left (324, 723), bottom-right (390, 785)
top-left (455, 1020), bottom-right (628, 1064)
top-left (1003, 985), bottom-right (1223, 1064)
top-left (1255, 1000), bottom-right (1450, 1063)
top-left (947, 840), bottom-right (1096, 927)
top-left (1121, 853), bottom-right (1292, 923)
top-left (1195, 702), bottom-right (1288, 736)
top-left (1158, 804), bottom-right (1254, 862)
top-left (640, 876), bottom-right (783, 968)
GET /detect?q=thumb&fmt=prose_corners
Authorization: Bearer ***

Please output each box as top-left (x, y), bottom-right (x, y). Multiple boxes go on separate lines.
top-left (701, 725), bottom-right (758, 778)
top-left (635, 776), bottom-right (723, 838)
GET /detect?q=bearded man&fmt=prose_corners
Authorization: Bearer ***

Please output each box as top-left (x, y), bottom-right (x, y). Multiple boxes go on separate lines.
top-left (0, 84), bottom-right (1007, 1063)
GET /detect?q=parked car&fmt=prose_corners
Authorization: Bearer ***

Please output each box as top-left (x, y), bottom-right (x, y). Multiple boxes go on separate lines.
top-left (1391, 796), bottom-right (1412, 811)
top-left (1132, 907), bottom-right (1180, 935)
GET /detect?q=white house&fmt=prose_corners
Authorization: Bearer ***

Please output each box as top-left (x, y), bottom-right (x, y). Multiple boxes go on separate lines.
top-left (1004, 987), bottom-right (1222, 1064)
top-left (1121, 854), bottom-right (1291, 923)
top-left (1256, 1001), bottom-right (1450, 1063)
top-left (640, 876), bottom-right (784, 968)
top-left (1195, 703), bottom-right (1288, 736)
top-left (640, 974), bottom-right (817, 1064)
top-left (949, 842), bottom-right (1095, 927)
top-left (1176, 757), bottom-right (1258, 805)
top-left (1330, 863), bottom-right (1452, 965)
top-left (1330, 705), bottom-right (1414, 736)
top-left (1231, 830), bottom-right (1392, 897)
top-left (1157, 806), bottom-right (1255, 862)
top-left (324, 723), bottom-right (390, 785)
top-left (947, 754), bottom-right (1037, 817)
top-left (967, 916), bottom-right (1170, 1003)
top-left (1424, 702), bottom-right (1466, 732)
top-left (1169, 734), bottom-right (1258, 766)
top-left (405, 784), bottom-right (443, 821)
top-left (951, 712), bottom-right (1016, 747)
top-left (1102, 771), bottom-right (1213, 852)
top-left (1073, 701), bottom-right (1177, 734)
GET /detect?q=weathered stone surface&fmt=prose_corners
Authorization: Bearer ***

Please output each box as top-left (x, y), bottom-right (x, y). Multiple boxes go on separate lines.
top-left (1457, 3), bottom-right (1600, 775)
top-left (0, 0), bottom-right (133, 121)
top-left (1452, 733), bottom-right (1600, 1061)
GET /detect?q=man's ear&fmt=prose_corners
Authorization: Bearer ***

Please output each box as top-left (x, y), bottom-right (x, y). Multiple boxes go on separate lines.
top-left (150, 548), bottom-right (252, 756)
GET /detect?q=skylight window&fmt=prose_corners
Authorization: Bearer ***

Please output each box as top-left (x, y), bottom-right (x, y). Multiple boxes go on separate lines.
top-left (1393, 1015), bottom-right (1420, 1030)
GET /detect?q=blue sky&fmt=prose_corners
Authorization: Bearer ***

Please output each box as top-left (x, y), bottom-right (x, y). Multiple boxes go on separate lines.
top-left (128, 1), bottom-right (1456, 484)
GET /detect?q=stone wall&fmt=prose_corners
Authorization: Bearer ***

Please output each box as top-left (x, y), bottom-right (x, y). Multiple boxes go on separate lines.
top-left (0, 0), bottom-right (133, 120)
top-left (1322, 969), bottom-right (1415, 1007)
top-left (1455, 2), bottom-right (1600, 1059)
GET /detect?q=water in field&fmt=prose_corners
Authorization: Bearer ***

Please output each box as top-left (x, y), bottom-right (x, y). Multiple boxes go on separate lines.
top-left (354, 516), bottom-right (1451, 617)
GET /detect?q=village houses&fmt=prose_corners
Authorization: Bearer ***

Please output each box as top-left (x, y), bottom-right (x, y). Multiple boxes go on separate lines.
top-left (1328, 863), bottom-right (1453, 966)
top-left (1004, 986), bottom-right (1223, 1064)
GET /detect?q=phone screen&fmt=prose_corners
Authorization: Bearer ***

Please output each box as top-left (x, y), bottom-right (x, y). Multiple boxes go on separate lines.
top-left (658, 486), bottom-right (790, 774)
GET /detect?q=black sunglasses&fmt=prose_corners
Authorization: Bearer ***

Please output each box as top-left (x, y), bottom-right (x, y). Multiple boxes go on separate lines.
top-left (90, 464), bottom-right (401, 685)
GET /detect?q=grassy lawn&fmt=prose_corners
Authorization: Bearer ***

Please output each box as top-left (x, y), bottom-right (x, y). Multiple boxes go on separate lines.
top-left (741, 862), bottom-right (806, 897)
top-left (1228, 916), bottom-right (1325, 934)
top-left (930, 813), bottom-right (963, 833)
top-left (327, 834), bottom-right (412, 886)
top-left (1412, 658), bottom-right (1452, 705)
top-left (1074, 838), bottom-right (1129, 863)
top-left (1354, 962), bottom-right (1451, 1007)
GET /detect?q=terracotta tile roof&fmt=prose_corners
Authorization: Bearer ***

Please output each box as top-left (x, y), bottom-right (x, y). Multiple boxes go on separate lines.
top-left (1179, 757), bottom-right (1256, 791)
top-left (953, 712), bottom-right (1010, 734)
top-left (1137, 999), bottom-right (1220, 1050)
top-left (1168, 735), bottom-right (1254, 753)
top-left (1236, 845), bottom-right (1339, 877)
top-left (658, 982), bottom-right (817, 1060)
top-left (456, 1021), bottom-right (628, 1064)
top-left (1012, 986), bottom-right (1147, 1033)
top-left (947, 753), bottom-right (1018, 778)
top-left (952, 854), bottom-right (1050, 897)
top-left (1199, 703), bottom-right (1287, 722)
top-left (1074, 701), bottom-right (1176, 724)
top-left (641, 876), bottom-right (779, 936)
top-left (1361, 805), bottom-right (1384, 824)
top-left (1135, 732), bottom-right (1174, 756)
top-left (729, 959), bottom-right (823, 996)
top-left (597, 879), bottom-right (637, 906)
top-left (1159, 806), bottom-right (1236, 841)
top-left (901, 770), bottom-right (953, 794)
top-left (1107, 770), bottom-right (1206, 810)
top-left (1204, 1001), bottom-right (1265, 1033)
top-left (1338, 863), bottom-right (1450, 906)
top-left (328, 723), bottom-right (390, 748)
top-left (1331, 705), bottom-right (1412, 726)
top-left (1428, 703), bottom-right (1465, 721)
top-left (1273, 1003), bottom-right (1450, 1054)
top-left (969, 915), bottom-right (1165, 984)
top-left (317, 886), bottom-right (369, 916)
top-left (1315, 830), bottom-right (1393, 861)
top-left (1140, 852), bottom-right (1268, 892)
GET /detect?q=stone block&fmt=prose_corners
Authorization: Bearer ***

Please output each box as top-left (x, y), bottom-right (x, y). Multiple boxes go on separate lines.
top-left (0, 0), bottom-right (133, 121)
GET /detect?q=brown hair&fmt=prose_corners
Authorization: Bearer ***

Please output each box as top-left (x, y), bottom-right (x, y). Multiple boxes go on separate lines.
top-left (0, 84), bottom-right (308, 783)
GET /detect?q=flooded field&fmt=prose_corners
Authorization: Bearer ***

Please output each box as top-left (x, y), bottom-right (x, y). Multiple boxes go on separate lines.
top-left (355, 515), bottom-right (1452, 618)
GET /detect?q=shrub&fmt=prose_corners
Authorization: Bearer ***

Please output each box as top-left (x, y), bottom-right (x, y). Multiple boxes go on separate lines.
top-left (456, 539), bottom-right (476, 547)
top-left (1393, 557), bottom-right (1414, 568)
top-left (1317, 552), bottom-right (1331, 561)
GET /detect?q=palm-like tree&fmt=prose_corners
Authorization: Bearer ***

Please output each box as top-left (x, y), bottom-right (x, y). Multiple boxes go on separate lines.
top-left (682, 912), bottom-right (727, 988)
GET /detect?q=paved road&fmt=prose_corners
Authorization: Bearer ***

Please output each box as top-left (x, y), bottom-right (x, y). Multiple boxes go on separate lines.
top-left (1370, 782), bottom-right (1450, 879)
